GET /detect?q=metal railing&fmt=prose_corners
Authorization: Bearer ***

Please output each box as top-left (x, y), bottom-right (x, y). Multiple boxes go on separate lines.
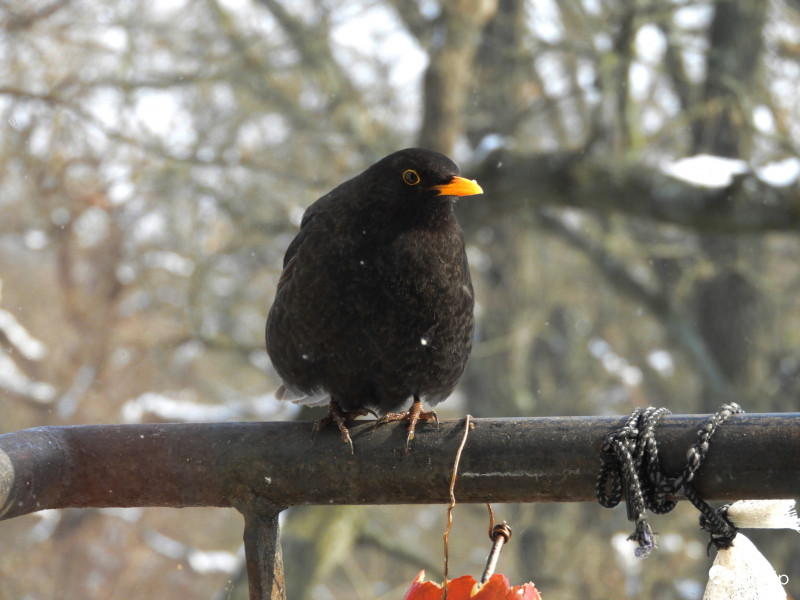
top-left (2, 414), bottom-right (799, 599)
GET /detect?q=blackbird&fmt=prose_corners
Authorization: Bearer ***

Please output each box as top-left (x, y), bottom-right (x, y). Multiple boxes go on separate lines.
top-left (265, 148), bottom-right (482, 452)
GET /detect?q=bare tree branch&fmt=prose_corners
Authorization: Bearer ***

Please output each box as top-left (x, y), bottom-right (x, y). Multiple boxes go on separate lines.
top-left (535, 208), bottom-right (736, 401)
top-left (469, 149), bottom-right (800, 233)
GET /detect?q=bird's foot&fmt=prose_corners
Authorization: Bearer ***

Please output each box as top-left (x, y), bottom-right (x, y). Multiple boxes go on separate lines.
top-left (313, 400), bottom-right (376, 454)
top-left (374, 397), bottom-right (438, 451)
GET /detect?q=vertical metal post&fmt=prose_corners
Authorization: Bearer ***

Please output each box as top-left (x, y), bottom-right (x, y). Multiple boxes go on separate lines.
top-left (241, 501), bottom-right (287, 600)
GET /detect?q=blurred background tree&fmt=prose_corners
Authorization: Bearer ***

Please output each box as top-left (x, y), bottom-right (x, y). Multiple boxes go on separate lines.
top-left (2, 0), bottom-right (800, 598)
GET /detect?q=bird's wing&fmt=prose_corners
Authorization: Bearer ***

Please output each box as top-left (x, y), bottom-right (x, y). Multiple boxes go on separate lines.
top-left (268, 193), bottom-right (340, 407)
top-left (276, 255), bottom-right (296, 290)
top-left (275, 191), bottom-right (335, 290)
top-left (274, 220), bottom-right (312, 292)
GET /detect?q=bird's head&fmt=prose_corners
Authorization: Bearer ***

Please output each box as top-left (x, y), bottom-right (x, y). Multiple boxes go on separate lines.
top-left (367, 148), bottom-right (483, 215)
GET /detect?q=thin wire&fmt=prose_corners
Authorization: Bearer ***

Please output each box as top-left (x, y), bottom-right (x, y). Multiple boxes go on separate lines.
top-left (443, 414), bottom-right (472, 599)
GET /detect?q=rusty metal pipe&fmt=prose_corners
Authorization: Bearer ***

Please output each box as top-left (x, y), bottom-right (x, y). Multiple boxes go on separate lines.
top-left (2, 414), bottom-right (798, 520)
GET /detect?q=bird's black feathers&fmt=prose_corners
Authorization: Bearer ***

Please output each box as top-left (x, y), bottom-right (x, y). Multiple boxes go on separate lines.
top-left (266, 148), bottom-right (479, 416)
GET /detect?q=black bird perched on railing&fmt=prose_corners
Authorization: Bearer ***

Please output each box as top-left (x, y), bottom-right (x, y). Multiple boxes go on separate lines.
top-left (266, 148), bottom-right (483, 452)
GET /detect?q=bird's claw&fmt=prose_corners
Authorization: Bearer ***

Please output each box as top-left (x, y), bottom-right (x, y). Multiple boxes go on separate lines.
top-left (374, 397), bottom-right (438, 452)
top-left (312, 400), bottom-right (375, 454)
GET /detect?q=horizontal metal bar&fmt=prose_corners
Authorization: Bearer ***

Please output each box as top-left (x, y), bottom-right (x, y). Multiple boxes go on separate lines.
top-left (1, 414), bottom-right (798, 521)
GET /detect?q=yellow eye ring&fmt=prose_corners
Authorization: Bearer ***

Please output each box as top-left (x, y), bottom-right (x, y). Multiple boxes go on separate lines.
top-left (402, 169), bottom-right (421, 186)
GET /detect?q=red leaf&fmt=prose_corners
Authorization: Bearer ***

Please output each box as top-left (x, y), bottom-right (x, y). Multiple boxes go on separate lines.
top-left (403, 570), bottom-right (542, 600)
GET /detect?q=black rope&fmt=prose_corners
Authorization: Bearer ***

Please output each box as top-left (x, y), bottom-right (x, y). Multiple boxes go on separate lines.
top-left (698, 502), bottom-right (738, 551)
top-left (596, 403), bottom-right (743, 557)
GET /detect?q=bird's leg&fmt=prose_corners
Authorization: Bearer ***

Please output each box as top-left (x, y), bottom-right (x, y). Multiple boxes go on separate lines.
top-left (375, 395), bottom-right (438, 450)
top-left (312, 399), bottom-right (376, 454)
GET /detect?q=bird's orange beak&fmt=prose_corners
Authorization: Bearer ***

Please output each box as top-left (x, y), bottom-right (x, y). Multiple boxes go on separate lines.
top-left (431, 176), bottom-right (483, 197)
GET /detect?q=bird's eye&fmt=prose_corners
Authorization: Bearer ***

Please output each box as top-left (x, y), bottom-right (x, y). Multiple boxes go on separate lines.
top-left (402, 169), bottom-right (421, 186)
